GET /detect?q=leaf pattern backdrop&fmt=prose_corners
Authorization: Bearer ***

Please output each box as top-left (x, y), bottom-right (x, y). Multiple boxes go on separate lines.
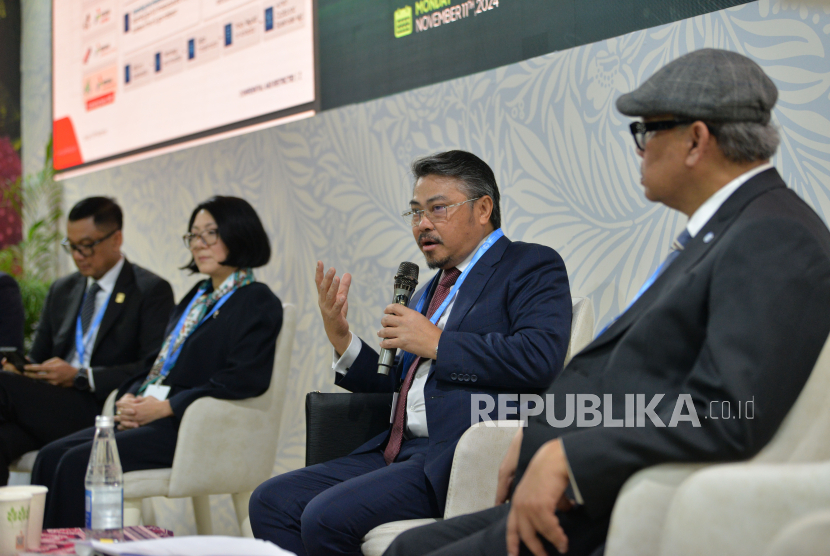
top-left (20, 0), bottom-right (830, 536)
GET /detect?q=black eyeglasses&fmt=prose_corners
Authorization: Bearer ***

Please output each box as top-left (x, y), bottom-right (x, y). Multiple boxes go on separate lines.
top-left (629, 120), bottom-right (696, 150)
top-left (183, 229), bottom-right (220, 249)
top-left (61, 229), bottom-right (118, 257)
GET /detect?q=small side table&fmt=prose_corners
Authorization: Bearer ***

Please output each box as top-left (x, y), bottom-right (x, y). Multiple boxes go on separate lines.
top-left (22, 526), bottom-right (173, 555)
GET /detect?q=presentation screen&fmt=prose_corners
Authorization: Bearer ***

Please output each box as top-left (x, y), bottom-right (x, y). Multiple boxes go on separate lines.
top-left (52, 0), bottom-right (316, 171)
top-left (318, 0), bottom-right (752, 110)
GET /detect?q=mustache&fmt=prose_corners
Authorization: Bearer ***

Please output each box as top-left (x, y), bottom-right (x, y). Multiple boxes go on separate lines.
top-left (418, 233), bottom-right (443, 246)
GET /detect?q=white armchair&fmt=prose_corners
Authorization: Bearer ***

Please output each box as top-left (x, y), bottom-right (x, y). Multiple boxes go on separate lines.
top-left (117, 303), bottom-right (297, 534)
top-left (658, 461), bottom-right (830, 556)
top-left (362, 422), bottom-right (519, 555)
top-left (360, 296), bottom-right (595, 555)
top-left (764, 509), bottom-right (830, 556)
top-left (8, 450), bottom-right (39, 478)
top-left (604, 328), bottom-right (830, 556)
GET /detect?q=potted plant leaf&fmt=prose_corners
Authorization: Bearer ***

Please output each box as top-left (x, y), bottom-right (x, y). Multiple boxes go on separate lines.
top-left (0, 138), bottom-right (63, 350)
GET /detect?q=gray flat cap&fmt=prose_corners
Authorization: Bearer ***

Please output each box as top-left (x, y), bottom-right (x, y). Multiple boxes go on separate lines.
top-left (616, 48), bottom-right (777, 124)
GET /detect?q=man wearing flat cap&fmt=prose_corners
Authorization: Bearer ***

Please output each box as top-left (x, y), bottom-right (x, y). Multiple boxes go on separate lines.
top-left (383, 48), bottom-right (830, 556)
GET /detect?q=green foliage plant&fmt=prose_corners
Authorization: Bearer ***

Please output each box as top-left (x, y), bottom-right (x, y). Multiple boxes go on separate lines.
top-left (0, 138), bottom-right (62, 350)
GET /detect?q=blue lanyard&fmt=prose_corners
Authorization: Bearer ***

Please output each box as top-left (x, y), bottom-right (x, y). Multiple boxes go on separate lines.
top-left (75, 289), bottom-right (110, 367)
top-left (158, 287), bottom-right (236, 378)
top-left (399, 228), bottom-right (505, 376)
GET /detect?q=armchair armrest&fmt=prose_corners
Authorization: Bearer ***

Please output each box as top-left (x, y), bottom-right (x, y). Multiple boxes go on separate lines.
top-left (605, 463), bottom-right (708, 556)
top-left (765, 510), bottom-right (830, 556)
top-left (361, 421), bottom-right (519, 556)
top-left (443, 421), bottom-right (519, 519)
top-left (659, 462), bottom-right (830, 556)
top-left (167, 393), bottom-right (279, 497)
top-left (103, 389), bottom-right (117, 416)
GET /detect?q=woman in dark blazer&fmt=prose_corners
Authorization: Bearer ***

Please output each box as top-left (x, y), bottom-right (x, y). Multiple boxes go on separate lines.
top-left (33, 196), bottom-right (283, 527)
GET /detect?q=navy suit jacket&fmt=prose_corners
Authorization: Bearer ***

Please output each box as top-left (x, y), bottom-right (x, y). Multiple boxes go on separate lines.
top-left (335, 235), bottom-right (572, 509)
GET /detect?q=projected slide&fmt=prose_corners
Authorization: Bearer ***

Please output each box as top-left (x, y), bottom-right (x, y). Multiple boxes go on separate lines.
top-left (53, 0), bottom-right (315, 170)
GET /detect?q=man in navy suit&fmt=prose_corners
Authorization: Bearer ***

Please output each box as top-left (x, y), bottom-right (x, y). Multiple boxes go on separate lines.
top-left (249, 150), bottom-right (572, 555)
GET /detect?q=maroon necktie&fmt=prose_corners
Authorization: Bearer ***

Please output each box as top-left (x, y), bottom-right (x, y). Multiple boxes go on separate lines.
top-left (383, 267), bottom-right (462, 465)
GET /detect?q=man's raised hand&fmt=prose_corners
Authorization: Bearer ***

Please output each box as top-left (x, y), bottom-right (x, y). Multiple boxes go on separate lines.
top-left (315, 261), bottom-right (352, 356)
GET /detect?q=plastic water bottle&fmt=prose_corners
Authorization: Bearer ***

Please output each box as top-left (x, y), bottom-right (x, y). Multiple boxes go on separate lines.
top-left (84, 415), bottom-right (123, 531)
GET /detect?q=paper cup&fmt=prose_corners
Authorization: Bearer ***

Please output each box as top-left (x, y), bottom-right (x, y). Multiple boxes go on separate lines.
top-left (0, 490), bottom-right (32, 555)
top-left (0, 486), bottom-right (48, 549)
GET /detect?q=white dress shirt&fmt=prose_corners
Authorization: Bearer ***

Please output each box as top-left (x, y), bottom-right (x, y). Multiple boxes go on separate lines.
top-left (333, 235), bottom-right (491, 438)
top-left (686, 162), bottom-right (773, 237)
top-left (69, 255), bottom-right (124, 391)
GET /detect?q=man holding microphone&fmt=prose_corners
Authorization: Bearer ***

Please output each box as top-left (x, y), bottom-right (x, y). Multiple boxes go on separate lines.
top-left (250, 150), bottom-right (573, 556)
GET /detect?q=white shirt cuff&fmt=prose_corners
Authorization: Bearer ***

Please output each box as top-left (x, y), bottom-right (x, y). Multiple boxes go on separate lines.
top-left (87, 368), bottom-right (96, 392)
top-left (560, 442), bottom-right (584, 505)
top-left (332, 332), bottom-right (361, 376)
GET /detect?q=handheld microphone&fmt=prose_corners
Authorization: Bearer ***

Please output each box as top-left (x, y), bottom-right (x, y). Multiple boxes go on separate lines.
top-left (377, 262), bottom-right (420, 375)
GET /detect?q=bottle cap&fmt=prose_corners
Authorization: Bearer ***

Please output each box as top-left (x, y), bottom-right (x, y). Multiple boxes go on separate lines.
top-left (95, 415), bottom-right (115, 428)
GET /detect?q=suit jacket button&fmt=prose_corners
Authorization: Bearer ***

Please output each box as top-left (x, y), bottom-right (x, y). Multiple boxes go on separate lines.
top-left (471, 374), bottom-right (477, 382)
top-left (464, 374), bottom-right (470, 381)
top-left (450, 373), bottom-right (457, 380)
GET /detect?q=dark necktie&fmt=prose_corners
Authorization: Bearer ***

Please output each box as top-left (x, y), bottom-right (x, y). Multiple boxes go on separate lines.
top-left (384, 267), bottom-right (461, 465)
top-left (631, 229), bottom-right (691, 303)
top-left (80, 282), bottom-right (102, 334)
top-left (597, 229), bottom-right (691, 338)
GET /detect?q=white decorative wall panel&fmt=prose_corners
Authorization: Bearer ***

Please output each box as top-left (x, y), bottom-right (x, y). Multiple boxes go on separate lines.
top-left (21, 0), bottom-right (830, 536)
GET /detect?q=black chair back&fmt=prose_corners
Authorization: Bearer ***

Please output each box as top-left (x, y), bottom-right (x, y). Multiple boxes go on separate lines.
top-left (305, 392), bottom-right (393, 466)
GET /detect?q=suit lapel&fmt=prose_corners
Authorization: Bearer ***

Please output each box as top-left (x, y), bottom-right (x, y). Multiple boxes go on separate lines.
top-left (55, 275), bottom-right (87, 358)
top-left (92, 260), bottom-right (135, 355)
top-left (444, 235), bottom-right (509, 331)
top-left (585, 169), bottom-right (786, 353)
top-left (420, 236), bottom-right (508, 382)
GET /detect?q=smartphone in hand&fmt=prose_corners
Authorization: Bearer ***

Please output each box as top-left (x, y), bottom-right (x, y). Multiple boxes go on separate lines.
top-left (0, 347), bottom-right (30, 372)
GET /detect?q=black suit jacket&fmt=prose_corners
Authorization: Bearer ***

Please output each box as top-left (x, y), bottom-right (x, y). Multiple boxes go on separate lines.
top-left (0, 271), bottom-right (24, 351)
top-left (519, 168), bottom-right (830, 518)
top-left (29, 260), bottom-right (175, 403)
top-left (119, 281), bottom-right (283, 418)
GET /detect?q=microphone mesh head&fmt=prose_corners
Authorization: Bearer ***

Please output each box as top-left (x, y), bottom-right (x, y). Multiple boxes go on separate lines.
top-left (396, 261), bottom-right (420, 284)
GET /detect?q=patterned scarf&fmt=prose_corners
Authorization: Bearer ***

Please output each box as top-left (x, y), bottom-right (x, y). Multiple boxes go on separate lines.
top-left (139, 268), bottom-right (255, 394)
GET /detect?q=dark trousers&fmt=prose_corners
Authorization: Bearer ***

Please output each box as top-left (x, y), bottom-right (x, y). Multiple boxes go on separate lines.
top-left (32, 417), bottom-right (179, 528)
top-left (0, 371), bottom-right (101, 485)
top-left (384, 503), bottom-right (610, 556)
top-left (249, 438), bottom-right (442, 556)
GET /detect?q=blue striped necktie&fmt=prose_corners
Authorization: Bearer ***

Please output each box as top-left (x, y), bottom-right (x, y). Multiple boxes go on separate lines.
top-left (597, 229), bottom-right (692, 338)
top-left (80, 282), bottom-right (101, 334)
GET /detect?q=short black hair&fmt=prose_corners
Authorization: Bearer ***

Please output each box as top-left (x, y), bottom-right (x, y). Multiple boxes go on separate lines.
top-left (183, 196), bottom-right (271, 273)
top-left (411, 150), bottom-right (501, 229)
top-left (68, 197), bottom-right (123, 231)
